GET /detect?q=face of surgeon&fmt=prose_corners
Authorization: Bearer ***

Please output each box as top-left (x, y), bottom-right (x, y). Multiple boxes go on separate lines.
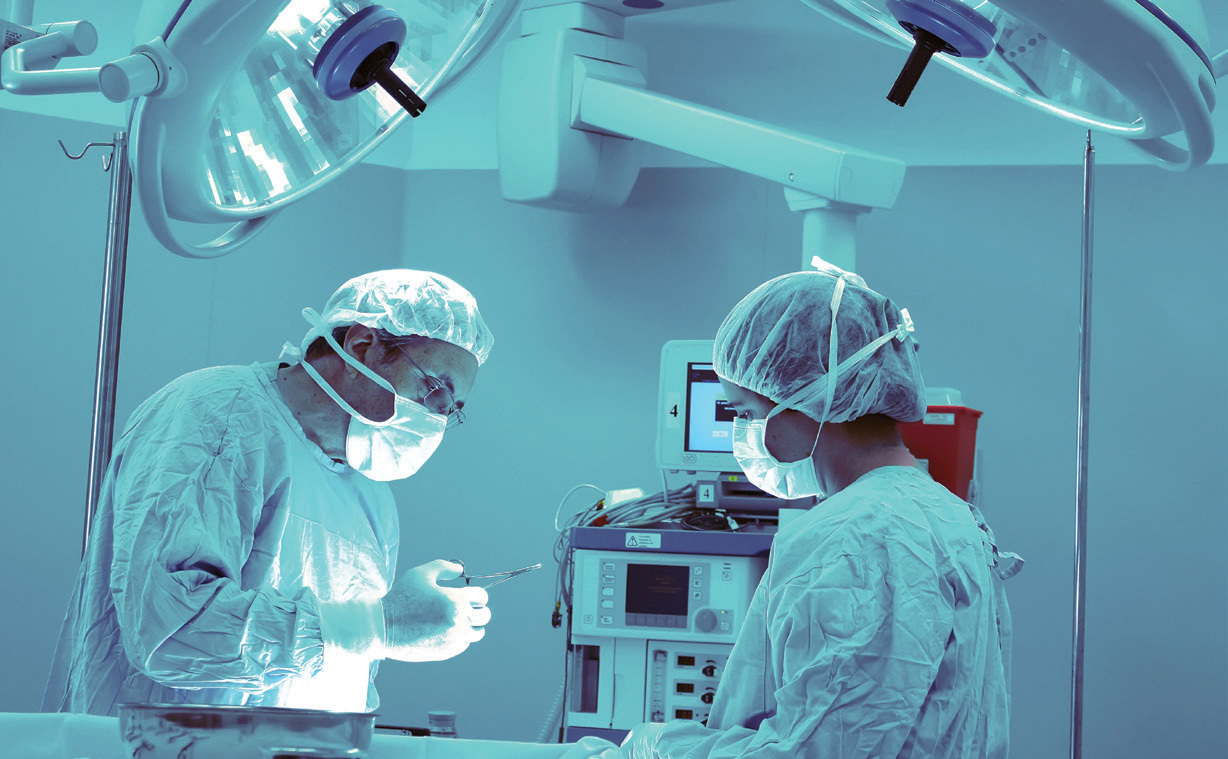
top-left (718, 377), bottom-right (917, 495)
top-left (718, 379), bottom-right (820, 463)
top-left (281, 325), bottom-right (479, 461)
top-left (341, 326), bottom-right (477, 423)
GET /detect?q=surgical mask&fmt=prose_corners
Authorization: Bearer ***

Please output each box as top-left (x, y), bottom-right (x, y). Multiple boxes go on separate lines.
top-left (297, 313), bottom-right (447, 481)
top-left (732, 275), bottom-right (916, 499)
top-left (732, 416), bottom-right (824, 499)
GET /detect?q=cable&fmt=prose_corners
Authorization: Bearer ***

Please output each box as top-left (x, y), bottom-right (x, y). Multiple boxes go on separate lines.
top-left (554, 484), bottom-right (606, 531)
top-left (535, 677), bottom-right (567, 743)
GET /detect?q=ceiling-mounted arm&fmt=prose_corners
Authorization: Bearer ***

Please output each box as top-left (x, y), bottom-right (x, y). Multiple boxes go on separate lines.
top-left (1, 20), bottom-right (99, 94)
top-left (498, 3), bottom-right (906, 272)
top-left (499, 3), bottom-right (905, 219)
top-left (571, 66), bottom-right (904, 209)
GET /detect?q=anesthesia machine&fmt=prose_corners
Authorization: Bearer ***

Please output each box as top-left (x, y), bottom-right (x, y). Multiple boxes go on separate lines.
top-left (557, 341), bottom-right (787, 743)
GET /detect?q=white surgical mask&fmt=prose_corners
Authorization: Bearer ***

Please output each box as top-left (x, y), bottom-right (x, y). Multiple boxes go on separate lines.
top-left (732, 416), bottom-right (824, 499)
top-left (297, 314), bottom-right (447, 481)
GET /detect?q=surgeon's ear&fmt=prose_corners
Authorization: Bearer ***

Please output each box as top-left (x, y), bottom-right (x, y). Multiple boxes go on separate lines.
top-left (342, 325), bottom-right (377, 370)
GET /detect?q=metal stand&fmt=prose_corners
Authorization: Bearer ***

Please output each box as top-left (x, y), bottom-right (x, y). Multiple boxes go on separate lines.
top-left (62, 132), bottom-right (133, 557)
top-left (1070, 131), bottom-right (1095, 759)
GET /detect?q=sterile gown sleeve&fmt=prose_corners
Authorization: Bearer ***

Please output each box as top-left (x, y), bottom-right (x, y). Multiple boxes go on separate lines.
top-left (108, 387), bottom-right (325, 691)
top-left (618, 553), bottom-right (954, 759)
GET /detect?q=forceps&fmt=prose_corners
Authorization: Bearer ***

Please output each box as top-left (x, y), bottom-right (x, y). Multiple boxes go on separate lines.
top-left (451, 560), bottom-right (542, 588)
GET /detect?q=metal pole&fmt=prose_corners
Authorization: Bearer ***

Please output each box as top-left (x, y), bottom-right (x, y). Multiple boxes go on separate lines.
top-left (82, 131), bottom-right (133, 557)
top-left (1069, 131), bottom-right (1095, 759)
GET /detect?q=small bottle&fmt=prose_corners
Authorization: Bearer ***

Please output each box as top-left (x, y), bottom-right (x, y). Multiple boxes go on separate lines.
top-left (427, 710), bottom-right (458, 739)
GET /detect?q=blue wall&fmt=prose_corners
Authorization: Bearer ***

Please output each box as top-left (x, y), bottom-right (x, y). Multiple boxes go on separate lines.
top-left (2, 107), bottom-right (1225, 757)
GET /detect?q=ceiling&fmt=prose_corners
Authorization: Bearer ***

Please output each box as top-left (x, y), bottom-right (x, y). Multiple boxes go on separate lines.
top-left (2, 0), bottom-right (1226, 169)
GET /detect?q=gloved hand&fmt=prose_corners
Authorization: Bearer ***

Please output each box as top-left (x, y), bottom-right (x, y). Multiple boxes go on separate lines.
top-left (381, 559), bottom-right (491, 662)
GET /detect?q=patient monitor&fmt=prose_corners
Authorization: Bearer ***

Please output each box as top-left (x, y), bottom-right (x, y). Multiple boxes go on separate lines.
top-left (656, 340), bottom-right (813, 514)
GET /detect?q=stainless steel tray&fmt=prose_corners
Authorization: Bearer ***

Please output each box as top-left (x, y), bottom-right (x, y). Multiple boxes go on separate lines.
top-left (118, 703), bottom-right (374, 759)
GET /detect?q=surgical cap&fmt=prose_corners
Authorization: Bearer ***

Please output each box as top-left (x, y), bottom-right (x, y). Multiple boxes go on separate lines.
top-left (714, 268), bottom-right (925, 423)
top-left (299, 269), bottom-right (494, 365)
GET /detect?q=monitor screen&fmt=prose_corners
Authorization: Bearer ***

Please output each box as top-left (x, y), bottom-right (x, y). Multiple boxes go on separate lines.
top-left (625, 563), bottom-right (690, 616)
top-left (685, 362), bottom-right (736, 454)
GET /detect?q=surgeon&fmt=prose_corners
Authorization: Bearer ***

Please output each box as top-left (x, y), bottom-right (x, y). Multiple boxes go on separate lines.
top-left (43, 270), bottom-right (495, 715)
top-left (573, 265), bottom-right (1023, 758)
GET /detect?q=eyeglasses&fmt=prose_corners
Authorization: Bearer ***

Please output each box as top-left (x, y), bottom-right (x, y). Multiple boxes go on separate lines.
top-left (396, 346), bottom-right (466, 430)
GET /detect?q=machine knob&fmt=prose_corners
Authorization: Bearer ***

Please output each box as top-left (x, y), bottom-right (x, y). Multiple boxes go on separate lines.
top-left (701, 691), bottom-right (715, 705)
top-left (695, 609), bottom-right (718, 633)
top-left (702, 664), bottom-right (718, 678)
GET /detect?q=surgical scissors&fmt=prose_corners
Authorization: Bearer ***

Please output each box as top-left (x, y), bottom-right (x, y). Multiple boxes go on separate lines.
top-left (451, 560), bottom-right (542, 588)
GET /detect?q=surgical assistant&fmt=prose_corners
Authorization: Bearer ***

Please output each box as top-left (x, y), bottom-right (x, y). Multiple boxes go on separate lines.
top-left (43, 270), bottom-right (494, 715)
top-left (584, 267), bottom-right (1024, 758)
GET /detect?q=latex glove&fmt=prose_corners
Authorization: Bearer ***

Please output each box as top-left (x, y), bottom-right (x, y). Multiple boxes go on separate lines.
top-left (558, 736), bottom-right (622, 759)
top-left (381, 559), bottom-right (491, 662)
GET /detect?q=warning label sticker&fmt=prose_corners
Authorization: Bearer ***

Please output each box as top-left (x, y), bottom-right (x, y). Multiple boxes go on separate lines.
top-left (625, 532), bottom-right (662, 549)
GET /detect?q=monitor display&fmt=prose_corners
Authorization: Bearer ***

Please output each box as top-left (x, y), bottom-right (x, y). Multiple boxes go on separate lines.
top-left (685, 363), bottom-right (736, 454)
top-left (656, 340), bottom-right (742, 475)
top-left (625, 563), bottom-right (690, 616)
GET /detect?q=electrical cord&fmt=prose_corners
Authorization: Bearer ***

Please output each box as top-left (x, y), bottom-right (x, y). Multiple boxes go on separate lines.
top-left (535, 677), bottom-right (567, 743)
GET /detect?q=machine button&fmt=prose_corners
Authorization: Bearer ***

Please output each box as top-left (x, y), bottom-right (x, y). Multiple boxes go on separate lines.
top-left (693, 567), bottom-right (703, 576)
top-left (692, 579), bottom-right (702, 588)
top-left (692, 591), bottom-right (702, 601)
top-left (722, 571), bottom-right (732, 581)
top-left (695, 609), bottom-right (718, 633)
top-left (601, 587), bottom-right (615, 597)
top-left (652, 615), bottom-right (667, 626)
top-left (603, 562), bottom-right (615, 572)
top-left (601, 600), bottom-right (614, 609)
top-left (583, 615), bottom-right (594, 625)
top-left (602, 575), bottom-right (615, 583)
top-left (635, 614), bottom-right (648, 626)
top-left (599, 615), bottom-right (612, 625)
top-left (719, 621), bottom-right (731, 632)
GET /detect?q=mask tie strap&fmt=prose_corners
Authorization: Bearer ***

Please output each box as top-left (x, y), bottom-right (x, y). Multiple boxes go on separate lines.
top-left (769, 302), bottom-right (916, 415)
top-left (297, 309), bottom-right (437, 428)
top-left (299, 359), bottom-right (384, 427)
top-left (308, 310), bottom-right (400, 398)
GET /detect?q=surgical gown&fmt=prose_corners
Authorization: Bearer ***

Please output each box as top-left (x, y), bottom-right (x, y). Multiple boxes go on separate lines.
top-left (42, 362), bottom-right (399, 716)
top-left (620, 466), bottom-right (1020, 759)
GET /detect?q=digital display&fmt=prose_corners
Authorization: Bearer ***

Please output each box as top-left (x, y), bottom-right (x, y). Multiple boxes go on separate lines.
top-left (625, 564), bottom-right (690, 616)
top-left (677, 655), bottom-right (695, 667)
top-left (676, 683), bottom-right (695, 694)
top-left (685, 363), bottom-right (735, 454)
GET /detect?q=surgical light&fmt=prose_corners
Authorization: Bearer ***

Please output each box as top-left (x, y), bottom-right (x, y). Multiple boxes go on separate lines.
top-left (1, 0), bottom-right (521, 257)
top-left (801, 0), bottom-right (1224, 169)
top-left (132, 0), bottom-right (520, 257)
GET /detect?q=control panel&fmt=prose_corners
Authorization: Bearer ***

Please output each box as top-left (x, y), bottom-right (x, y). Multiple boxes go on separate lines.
top-left (572, 550), bottom-right (764, 642)
top-left (646, 641), bottom-right (731, 725)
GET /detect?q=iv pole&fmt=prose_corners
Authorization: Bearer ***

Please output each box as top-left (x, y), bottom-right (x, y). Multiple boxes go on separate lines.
top-left (61, 132), bottom-right (133, 557)
top-left (1069, 131), bottom-right (1095, 759)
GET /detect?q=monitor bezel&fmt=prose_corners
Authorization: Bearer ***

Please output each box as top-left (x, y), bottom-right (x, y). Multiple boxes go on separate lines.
top-left (656, 340), bottom-right (742, 474)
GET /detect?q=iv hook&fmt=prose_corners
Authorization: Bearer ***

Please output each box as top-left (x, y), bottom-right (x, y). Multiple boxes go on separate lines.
top-left (58, 139), bottom-right (117, 170)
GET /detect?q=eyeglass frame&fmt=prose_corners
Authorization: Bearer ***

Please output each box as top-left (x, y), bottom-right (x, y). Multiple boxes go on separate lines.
top-left (395, 345), bottom-right (466, 429)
